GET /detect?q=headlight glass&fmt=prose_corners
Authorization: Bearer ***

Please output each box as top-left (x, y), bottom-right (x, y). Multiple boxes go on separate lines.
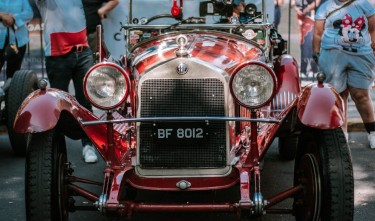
top-left (84, 63), bottom-right (129, 109)
top-left (230, 63), bottom-right (276, 108)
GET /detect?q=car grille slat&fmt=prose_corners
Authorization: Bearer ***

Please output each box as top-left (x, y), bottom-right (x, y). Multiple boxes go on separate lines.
top-left (139, 79), bottom-right (226, 168)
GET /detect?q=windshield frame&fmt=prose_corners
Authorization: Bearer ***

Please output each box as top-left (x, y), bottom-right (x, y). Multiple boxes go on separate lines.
top-left (127, 0), bottom-right (268, 25)
top-left (122, 0), bottom-right (273, 60)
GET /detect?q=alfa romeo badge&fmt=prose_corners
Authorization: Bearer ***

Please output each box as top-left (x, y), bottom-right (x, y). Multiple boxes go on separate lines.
top-left (176, 63), bottom-right (188, 75)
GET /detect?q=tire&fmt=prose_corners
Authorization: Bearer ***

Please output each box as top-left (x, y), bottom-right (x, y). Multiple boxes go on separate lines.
top-left (25, 129), bottom-right (69, 221)
top-left (278, 136), bottom-right (298, 160)
top-left (6, 70), bottom-right (38, 156)
top-left (293, 128), bottom-right (353, 221)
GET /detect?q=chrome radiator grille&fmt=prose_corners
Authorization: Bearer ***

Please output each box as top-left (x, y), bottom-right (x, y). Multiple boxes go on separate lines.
top-left (139, 78), bottom-right (226, 168)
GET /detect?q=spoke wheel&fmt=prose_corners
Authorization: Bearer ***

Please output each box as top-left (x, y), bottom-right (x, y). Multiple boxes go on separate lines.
top-left (26, 129), bottom-right (69, 221)
top-left (57, 151), bottom-right (69, 220)
top-left (293, 128), bottom-right (353, 221)
top-left (294, 154), bottom-right (321, 221)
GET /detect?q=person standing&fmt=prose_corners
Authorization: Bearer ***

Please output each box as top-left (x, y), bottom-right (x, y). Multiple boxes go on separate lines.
top-left (0, 0), bottom-right (33, 93)
top-left (293, 0), bottom-right (320, 78)
top-left (82, 0), bottom-right (119, 56)
top-left (231, 0), bottom-right (275, 23)
top-left (33, 0), bottom-right (98, 162)
top-left (274, 0), bottom-right (284, 30)
top-left (312, 0), bottom-right (375, 148)
top-left (232, 0), bottom-right (246, 18)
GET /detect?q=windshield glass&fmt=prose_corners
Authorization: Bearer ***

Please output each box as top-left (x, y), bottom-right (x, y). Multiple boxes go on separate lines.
top-left (127, 0), bottom-right (272, 25)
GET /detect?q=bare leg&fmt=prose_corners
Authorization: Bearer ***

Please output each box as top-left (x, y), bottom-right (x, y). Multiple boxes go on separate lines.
top-left (340, 89), bottom-right (350, 133)
top-left (349, 88), bottom-right (375, 124)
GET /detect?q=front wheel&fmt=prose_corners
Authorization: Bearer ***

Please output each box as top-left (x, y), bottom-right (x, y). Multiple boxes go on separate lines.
top-left (293, 128), bottom-right (353, 221)
top-left (25, 129), bottom-right (69, 221)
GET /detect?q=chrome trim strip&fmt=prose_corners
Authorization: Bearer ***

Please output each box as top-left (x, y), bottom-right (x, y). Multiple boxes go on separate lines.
top-left (81, 116), bottom-right (281, 126)
top-left (134, 167), bottom-right (233, 178)
top-left (124, 23), bottom-right (267, 30)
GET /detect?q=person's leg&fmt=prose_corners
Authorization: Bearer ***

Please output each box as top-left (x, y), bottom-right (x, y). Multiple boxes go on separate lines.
top-left (306, 29), bottom-right (319, 74)
top-left (45, 53), bottom-right (74, 91)
top-left (340, 89), bottom-right (350, 136)
top-left (347, 53), bottom-right (375, 148)
top-left (349, 88), bottom-right (375, 123)
top-left (300, 45), bottom-right (308, 76)
top-left (72, 47), bottom-right (93, 111)
top-left (72, 47), bottom-right (98, 163)
top-left (274, 5), bottom-right (281, 30)
top-left (296, 17), bottom-right (306, 76)
top-left (0, 49), bottom-right (6, 75)
top-left (301, 28), bottom-right (313, 77)
top-left (349, 88), bottom-right (375, 148)
top-left (5, 45), bottom-right (27, 78)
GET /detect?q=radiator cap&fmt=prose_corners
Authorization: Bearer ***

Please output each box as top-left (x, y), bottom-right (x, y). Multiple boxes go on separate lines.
top-left (175, 35), bottom-right (189, 57)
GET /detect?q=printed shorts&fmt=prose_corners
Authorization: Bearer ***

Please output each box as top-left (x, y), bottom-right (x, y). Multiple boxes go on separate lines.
top-left (319, 48), bottom-right (375, 93)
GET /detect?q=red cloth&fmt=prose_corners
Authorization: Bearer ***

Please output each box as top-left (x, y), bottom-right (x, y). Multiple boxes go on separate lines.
top-left (50, 29), bottom-right (89, 56)
top-left (298, 15), bottom-right (314, 44)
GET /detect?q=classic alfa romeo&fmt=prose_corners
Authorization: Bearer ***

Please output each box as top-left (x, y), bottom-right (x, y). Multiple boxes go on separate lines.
top-left (15, 0), bottom-right (353, 220)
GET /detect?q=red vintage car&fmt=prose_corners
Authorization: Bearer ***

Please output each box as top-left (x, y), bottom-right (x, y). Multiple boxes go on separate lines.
top-left (15, 0), bottom-right (353, 220)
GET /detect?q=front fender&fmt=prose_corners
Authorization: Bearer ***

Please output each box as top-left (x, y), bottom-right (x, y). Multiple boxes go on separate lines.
top-left (14, 89), bottom-right (127, 166)
top-left (14, 88), bottom-right (96, 135)
top-left (297, 83), bottom-right (344, 129)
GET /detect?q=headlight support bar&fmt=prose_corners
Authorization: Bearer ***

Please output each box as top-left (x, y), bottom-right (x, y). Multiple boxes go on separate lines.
top-left (80, 116), bottom-right (280, 126)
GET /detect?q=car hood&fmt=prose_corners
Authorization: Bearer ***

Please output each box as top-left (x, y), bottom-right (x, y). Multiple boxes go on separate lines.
top-left (130, 31), bottom-right (263, 76)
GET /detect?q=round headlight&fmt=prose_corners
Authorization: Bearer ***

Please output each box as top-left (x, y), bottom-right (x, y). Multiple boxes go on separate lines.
top-left (230, 62), bottom-right (277, 109)
top-left (84, 62), bottom-right (130, 110)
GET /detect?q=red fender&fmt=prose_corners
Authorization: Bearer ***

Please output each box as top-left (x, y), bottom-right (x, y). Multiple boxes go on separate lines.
top-left (297, 83), bottom-right (345, 129)
top-left (14, 88), bottom-right (96, 133)
top-left (13, 89), bottom-right (128, 166)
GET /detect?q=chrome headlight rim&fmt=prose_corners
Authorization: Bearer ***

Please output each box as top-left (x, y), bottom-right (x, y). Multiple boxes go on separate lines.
top-left (229, 61), bottom-right (277, 109)
top-left (84, 62), bottom-right (130, 110)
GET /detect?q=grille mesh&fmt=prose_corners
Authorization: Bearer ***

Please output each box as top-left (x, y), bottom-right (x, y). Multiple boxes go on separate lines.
top-left (139, 78), bottom-right (226, 168)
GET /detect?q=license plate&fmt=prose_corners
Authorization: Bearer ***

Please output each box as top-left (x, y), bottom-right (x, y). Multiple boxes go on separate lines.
top-left (153, 122), bottom-right (208, 145)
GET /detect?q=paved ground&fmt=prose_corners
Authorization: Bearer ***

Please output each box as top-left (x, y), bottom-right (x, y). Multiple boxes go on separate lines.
top-left (0, 131), bottom-right (374, 221)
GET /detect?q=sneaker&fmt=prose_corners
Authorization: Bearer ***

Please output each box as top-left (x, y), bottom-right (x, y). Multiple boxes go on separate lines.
top-left (369, 132), bottom-right (375, 149)
top-left (82, 145), bottom-right (98, 163)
